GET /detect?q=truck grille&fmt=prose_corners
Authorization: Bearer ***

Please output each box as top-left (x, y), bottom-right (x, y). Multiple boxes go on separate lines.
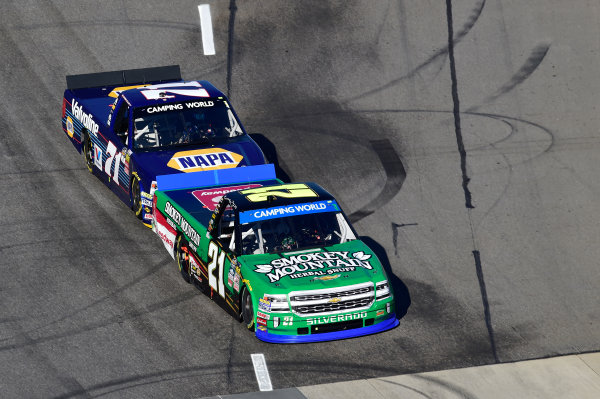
top-left (289, 282), bottom-right (375, 316)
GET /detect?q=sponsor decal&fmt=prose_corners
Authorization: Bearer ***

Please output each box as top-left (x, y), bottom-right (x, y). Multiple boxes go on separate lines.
top-left (376, 310), bottom-right (384, 316)
top-left (71, 100), bottom-right (99, 135)
top-left (307, 312), bottom-right (367, 326)
top-left (257, 325), bottom-right (267, 332)
top-left (66, 116), bottom-right (74, 138)
top-left (144, 101), bottom-right (214, 114)
top-left (192, 184), bottom-right (262, 211)
top-left (239, 200), bottom-right (340, 224)
top-left (164, 201), bottom-right (201, 247)
top-left (167, 148), bottom-right (243, 172)
top-left (142, 198), bottom-right (152, 207)
top-left (158, 230), bottom-right (174, 248)
top-left (255, 251), bottom-right (373, 283)
top-left (257, 318), bottom-right (267, 326)
top-left (313, 274), bottom-right (341, 281)
top-left (233, 273), bottom-right (240, 293)
top-left (141, 191), bottom-right (153, 200)
top-left (93, 145), bottom-right (103, 169)
top-left (189, 254), bottom-right (201, 278)
top-left (258, 298), bottom-right (271, 312)
top-left (155, 208), bottom-right (177, 256)
top-left (257, 311), bottom-right (270, 320)
top-left (227, 265), bottom-right (235, 286)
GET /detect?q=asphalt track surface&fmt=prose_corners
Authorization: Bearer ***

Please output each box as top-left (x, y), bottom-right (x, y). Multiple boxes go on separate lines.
top-left (0, 1), bottom-right (598, 398)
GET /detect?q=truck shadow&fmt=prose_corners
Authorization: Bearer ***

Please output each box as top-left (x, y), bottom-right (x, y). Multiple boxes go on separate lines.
top-left (250, 133), bottom-right (292, 183)
top-left (361, 236), bottom-right (411, 320)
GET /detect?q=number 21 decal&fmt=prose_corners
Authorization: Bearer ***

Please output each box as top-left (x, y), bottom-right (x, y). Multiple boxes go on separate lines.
top-left (208, 241), bottom-right (225, 298)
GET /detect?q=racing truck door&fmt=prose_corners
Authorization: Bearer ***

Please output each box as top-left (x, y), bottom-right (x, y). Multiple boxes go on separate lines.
top-left (204, 197), bottom-right (240, 311)
top-left (104, 98), bottom-right (132, 203)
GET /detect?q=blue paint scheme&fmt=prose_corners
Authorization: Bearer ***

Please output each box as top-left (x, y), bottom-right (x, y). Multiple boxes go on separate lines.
top-left (62, 75), bottom-right (266, 223)
top-left (255, 314), bottom-right (399, 343)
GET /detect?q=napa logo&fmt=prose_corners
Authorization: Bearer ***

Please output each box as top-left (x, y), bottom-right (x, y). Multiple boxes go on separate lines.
top-left (167, 148), bottom-right (243, 172)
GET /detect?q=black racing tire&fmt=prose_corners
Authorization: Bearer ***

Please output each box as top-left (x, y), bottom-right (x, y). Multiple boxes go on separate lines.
top-left (82, 130), bottom-right (94, 173)
top-left (131, 176), bottom-right (143, 219)
top-left (241, 287), bottom-right (255, 332)
top-left (176, 235), bottom-right (192, 284)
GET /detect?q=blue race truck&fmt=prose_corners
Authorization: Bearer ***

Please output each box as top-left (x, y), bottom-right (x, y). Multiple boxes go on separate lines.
top-left (61, 65), bottom-right (266, 225)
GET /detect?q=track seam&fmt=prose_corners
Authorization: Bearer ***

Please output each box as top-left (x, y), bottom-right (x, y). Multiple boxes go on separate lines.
top-left (445, 0), bottom-right (499, 363)
top-left (226, 0), bottom-right (238, 99)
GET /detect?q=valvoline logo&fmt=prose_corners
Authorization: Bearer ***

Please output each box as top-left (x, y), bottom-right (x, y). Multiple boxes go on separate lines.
top-left (167, 148), bottom-right (243, 172)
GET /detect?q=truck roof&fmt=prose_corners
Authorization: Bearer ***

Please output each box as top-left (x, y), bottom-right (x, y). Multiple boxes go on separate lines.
top-left (121, 80), bottom-right (225, 108)
top-left (224, 183), bottom-right (336, 212)
top-left (155, 165), bottom-right (337, 226)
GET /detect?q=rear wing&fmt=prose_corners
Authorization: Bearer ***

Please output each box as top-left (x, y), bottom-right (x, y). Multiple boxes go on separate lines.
top-left (156, 164), bottom-right (277, 192)
top-left (66, 65), bottom-right (181, 90)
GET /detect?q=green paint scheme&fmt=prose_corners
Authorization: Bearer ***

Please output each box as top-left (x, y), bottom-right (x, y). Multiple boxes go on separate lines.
top-left (153, 180), bottom-right (397, 342)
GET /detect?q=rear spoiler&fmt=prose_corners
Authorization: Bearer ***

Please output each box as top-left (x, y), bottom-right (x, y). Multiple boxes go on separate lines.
top-left (66, 65), bottom-right (181, 90)
top-left (156, 164), bottom-right (277, 192)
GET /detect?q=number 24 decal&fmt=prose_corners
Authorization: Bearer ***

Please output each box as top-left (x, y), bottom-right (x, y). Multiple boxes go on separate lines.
top-left (208, 241), bottom-right (225, 298)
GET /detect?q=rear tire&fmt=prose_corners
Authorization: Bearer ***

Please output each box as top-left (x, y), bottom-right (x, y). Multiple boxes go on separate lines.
top-left (82, 130), bottom-right (94, 173)
top-left (131, 176), bottom-right (143, 219)
top-left (241, 287), bottom-right (255, 332)
top-left (176, 235), bottom-right (192, 284)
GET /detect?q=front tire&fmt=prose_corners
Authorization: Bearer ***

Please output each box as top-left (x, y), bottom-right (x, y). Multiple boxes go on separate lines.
top-left (241, 287), bottom-right (255, 332)
top-left (131, 176), bottom-right (143, 219)
top-left (82, 130), bottom-right (94, 173)
top-left (176, 235), bottom-right (192, 284)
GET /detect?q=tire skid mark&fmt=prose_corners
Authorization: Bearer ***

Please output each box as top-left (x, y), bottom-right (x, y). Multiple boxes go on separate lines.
top-left (0, 255), bottom-right (172, 345)
top-left (348, 139), bottom-right (406, 223)
top-left (0, 290), bottom-right (196, 352)
top-left (0, 0), bottom-right (189, 372)
top-left (344, 0), bottom-right (486, 103)
top-left (51, 360), bottom-right (417, 399)
top-left (11, 20), bottom-right (198, 32)
top-left (468, 43), bottom-right (551, 112)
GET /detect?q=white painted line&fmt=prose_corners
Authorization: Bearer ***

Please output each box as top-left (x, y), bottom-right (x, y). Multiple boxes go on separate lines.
top-left (198, 4), bottom-right (216, 55)
top-left (251, 353), bottom-right (273, 391)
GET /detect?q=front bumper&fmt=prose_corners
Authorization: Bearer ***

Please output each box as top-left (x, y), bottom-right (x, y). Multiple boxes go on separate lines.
top-left (255, 312), bottom-right (399, 343)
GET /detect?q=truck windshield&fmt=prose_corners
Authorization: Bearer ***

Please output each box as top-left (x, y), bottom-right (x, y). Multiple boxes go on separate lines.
top-left (132, 99), bottom-right (244, 150)
top-left (238, 205), bottom-right (356, 255)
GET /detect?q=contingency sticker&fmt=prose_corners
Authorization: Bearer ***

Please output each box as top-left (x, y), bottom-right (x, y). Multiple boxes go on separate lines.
top-left (192, 184), bottom-right (263, 211)
top-left (167, 148), bottom-right (243, 172)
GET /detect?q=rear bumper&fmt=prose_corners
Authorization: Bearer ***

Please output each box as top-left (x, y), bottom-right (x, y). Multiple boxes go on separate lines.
top-left (255, 314), bottom-right (399, 343)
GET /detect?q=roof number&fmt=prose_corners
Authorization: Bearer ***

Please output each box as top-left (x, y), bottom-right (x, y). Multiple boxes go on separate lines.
top-left (240, 184), bottom-right (318, 202)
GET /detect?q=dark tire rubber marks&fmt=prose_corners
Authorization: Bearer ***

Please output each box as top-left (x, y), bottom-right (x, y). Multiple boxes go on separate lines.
top-left (349, 139), bottom-right (406, 223)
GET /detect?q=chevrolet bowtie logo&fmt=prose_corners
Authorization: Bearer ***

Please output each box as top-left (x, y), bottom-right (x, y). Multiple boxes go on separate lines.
top-left (328, 297), bottom-right (341, 303)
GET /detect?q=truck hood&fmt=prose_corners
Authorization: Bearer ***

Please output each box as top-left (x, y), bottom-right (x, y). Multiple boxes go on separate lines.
top-left (133, 138), bottom-right (265, 182)
top-left (237, 240), bottom-right (388, 293)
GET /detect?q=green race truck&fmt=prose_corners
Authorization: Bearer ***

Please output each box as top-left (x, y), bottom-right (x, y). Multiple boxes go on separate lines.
top-left (152, 164), bottom-right (399, 343)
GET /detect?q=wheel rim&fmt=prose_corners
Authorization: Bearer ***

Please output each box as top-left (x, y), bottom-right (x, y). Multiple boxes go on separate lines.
top-left (176, 236), bottom-right (185, 273)
top-left (132, 178), bottom-right (142, 216)
top-left (176, 236), bottom-right (192, 282)
top-left (84, 133), bottom-right (94, 171)
top-left (242, 288), bottom-right (254, 330)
